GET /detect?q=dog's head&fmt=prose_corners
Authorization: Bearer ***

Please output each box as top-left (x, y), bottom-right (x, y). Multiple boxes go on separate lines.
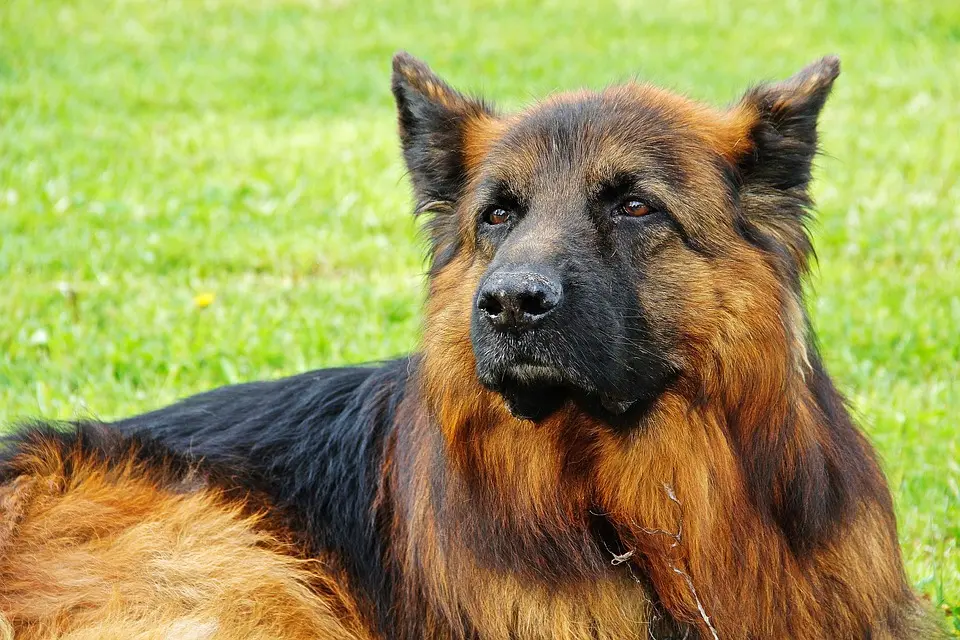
top-left (394, 53), bottom-right (838, 423)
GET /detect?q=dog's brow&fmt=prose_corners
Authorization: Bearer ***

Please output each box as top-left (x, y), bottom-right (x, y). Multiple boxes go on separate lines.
top-left (474, 178), bottom-right (526, 208)
top-left (591, 170), bottom-right (675, 208)
top-left (473, 178), bottom-right (527, 213)
top-left (593, 171), bottom-right (641, 198)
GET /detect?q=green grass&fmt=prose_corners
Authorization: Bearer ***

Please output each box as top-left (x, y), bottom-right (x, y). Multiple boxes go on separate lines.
top-left (1, 0), bottom-right (957, 628)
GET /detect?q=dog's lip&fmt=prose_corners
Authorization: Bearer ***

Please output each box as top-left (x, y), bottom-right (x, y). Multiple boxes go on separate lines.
top-left (480, 363), bottom-right (640, 419)
top-left (501, 362), bottom-right (566, 385)
top-left (473, 345), bottom-right (647, 419)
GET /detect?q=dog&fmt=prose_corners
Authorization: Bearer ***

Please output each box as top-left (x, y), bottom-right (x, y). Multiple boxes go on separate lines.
top-left (0, 53), bottom-right (940, 639)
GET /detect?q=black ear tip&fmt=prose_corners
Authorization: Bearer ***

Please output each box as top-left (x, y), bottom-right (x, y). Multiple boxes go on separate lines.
top-left (392, 50), bottom-right (415, 74)
top-left (816, 55), bottom-right (841, 81)
top-left (824, 54), bottom-right (841, 72)
top-left (789, 55), bottom-right (841, 94)
top-left (391, 51), bottom-right (432, 85)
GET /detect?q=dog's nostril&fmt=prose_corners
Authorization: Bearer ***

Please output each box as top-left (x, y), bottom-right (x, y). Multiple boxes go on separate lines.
top-left (518, 289), bottom-right (556, 317)
top-left (477, 292), bottom-right (504, 317)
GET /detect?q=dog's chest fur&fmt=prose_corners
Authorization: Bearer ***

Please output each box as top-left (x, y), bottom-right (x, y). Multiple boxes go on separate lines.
top-left (441, 567), bottom-right (695, 640)
top-left (403, 502), bottom-right (695, 639)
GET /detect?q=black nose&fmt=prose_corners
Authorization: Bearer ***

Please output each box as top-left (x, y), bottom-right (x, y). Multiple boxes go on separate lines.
top-left (476, 270), bottom-right (562, 331)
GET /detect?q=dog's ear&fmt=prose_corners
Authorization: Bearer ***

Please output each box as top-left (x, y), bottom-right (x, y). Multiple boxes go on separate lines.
top-left (391, 52), bottom-right (495, 213)
top-left (729, 56), bottom-right (840, 276)
top-left (735, 56), bottom-right (839, 195)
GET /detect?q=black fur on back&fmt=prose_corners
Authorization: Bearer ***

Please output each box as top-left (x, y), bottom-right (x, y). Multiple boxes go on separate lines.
top-left (1, 359), bottom-right (412, 635)
top-left (0, 420), bottom-right (222, 489)
top-left (108, 358), bottom-right (411, 630)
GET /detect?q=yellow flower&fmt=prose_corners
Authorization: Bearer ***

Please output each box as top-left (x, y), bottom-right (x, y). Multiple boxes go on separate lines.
top-left (193, 292), bottom-right (216, 309)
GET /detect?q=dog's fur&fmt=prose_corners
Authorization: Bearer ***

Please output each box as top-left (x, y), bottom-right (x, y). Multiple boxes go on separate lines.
top-left (1, 55), bottom-right (941, 639)
top-left (0, 425), bottom-right (370, 640)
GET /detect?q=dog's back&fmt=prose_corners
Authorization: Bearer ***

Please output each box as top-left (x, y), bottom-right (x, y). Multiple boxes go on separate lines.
top-left (0, 424), bottom-right (370, 640)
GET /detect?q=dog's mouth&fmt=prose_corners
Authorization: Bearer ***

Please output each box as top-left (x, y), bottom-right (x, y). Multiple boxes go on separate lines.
top-left (484, 364), bottom-right (640, 422)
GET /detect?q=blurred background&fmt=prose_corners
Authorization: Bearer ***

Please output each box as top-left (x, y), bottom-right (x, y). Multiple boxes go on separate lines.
top-left (0, 0), bottom-right (957, 624)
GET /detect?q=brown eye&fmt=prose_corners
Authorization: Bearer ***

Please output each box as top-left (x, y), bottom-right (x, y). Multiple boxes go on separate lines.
top-left (484, 208), bottom-right (511, 226)
top-left (618, 199), bottom-right (652, 218)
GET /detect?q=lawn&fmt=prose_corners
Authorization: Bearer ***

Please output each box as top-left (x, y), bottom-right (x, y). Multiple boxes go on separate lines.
top-left (1, 0), bottom-right (957, 628)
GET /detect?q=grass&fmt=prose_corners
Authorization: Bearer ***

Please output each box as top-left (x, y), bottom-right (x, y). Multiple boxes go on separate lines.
top-left (1, 0), bottom-right (957, 628)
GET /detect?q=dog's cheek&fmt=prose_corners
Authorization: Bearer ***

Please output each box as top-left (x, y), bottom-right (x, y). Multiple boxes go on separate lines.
top-left (632, 245), bottom-right (708, 360)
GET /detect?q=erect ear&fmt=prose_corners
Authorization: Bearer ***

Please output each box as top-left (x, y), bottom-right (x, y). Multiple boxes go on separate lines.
top-left (391, 52), bottom-right (496, 213)
top-left (730, 56), bottom-right (840, 274)
top-left (736, 56), bottom-right (839, 192)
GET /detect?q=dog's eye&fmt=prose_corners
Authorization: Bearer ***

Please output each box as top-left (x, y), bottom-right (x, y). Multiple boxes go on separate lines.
top-left (483, 208), bottom-right (511, 226)
top-left (617, 199), bottom-right (654, 218)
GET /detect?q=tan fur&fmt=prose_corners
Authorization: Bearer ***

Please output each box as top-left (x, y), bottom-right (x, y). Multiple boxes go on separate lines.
top-left (409, 77), bottom-right (935, 638)
top-left (0, 440), bottom-right (369, 640)
top-left (411, 245), bottom-right (932, 638)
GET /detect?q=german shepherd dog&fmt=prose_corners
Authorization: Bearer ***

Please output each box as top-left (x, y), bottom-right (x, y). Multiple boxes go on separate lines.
top-left (0, 54), bottom-right (940, 639)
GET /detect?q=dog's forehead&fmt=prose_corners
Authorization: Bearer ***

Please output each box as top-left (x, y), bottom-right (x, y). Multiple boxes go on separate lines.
top-left (476, 85), bottom-right (725, 190)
